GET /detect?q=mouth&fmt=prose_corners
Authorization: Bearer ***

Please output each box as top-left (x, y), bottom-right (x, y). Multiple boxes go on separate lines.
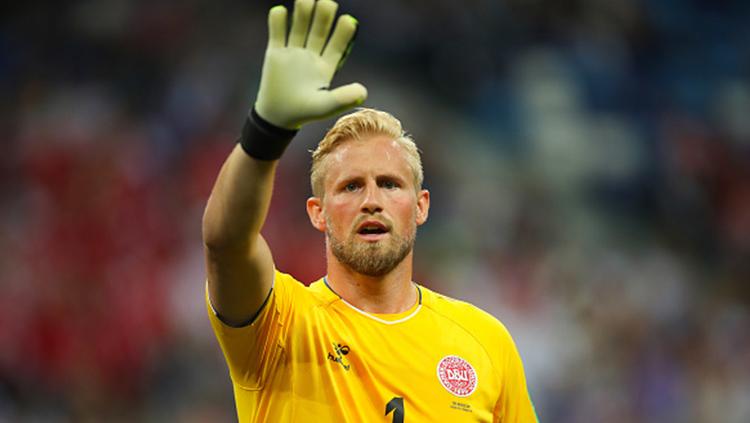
top-left (356, 220), bottom-right (390, 241)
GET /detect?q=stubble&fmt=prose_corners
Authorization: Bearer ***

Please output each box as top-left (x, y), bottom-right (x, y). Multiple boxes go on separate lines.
top-left (327, 216), bottom-right (416, 277)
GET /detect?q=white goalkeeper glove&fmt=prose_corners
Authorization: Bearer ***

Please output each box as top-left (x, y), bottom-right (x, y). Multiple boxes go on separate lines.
top-left (254, 0), bottom-right (368, 130)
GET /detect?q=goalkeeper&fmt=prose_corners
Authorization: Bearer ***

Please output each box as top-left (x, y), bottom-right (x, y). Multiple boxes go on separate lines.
top-left (202, 0), bottom-right (538, 421)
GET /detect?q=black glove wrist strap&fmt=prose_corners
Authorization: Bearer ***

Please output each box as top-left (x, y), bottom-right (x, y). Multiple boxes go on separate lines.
top-left (238, 109), bottom-right (298, 161)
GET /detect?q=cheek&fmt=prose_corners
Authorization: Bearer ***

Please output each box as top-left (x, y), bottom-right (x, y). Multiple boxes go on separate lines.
top-left (392, 196), bottom-right (419, 223)
top-left (324, 201), bottom-right (355, 228)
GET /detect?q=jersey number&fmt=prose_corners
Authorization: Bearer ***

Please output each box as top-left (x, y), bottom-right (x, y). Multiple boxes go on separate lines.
top-left (385, 397), bottom-right (404, 423)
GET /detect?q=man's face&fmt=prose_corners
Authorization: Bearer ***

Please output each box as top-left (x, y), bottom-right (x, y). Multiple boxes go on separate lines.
top-left (307, 135), bottom-right (429, 276)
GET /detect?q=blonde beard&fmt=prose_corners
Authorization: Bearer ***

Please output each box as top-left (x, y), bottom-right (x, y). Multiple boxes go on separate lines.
top-left (326, 220), bottom-right (416, 277)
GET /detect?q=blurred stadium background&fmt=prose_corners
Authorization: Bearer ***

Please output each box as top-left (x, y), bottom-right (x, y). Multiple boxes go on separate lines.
top-left (2, 0), bottom-right (749, 421)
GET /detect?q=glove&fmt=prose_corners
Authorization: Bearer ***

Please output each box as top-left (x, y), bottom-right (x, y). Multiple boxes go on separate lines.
top-left (254, 0), bottom-right (368, 130)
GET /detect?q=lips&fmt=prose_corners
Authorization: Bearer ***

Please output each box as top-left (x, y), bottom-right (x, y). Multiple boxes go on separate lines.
top-left (355, 219), bottom-right (390, 241)
top-left (357, 220), bottom-right (389, 235)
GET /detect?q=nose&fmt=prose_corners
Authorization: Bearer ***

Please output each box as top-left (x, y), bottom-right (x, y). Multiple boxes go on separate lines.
top-left (360, 181), bottom-right (383, 214)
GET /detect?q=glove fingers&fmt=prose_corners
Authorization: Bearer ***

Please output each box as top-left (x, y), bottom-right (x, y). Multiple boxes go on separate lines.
top-left (267, 6), bottom-right (288, 49)
top-left (288, 0), bottom-right (315, 48)
top-left (322, 14), bottom-right (358, 69)
top-left (316, 83), bottom-right (368, 116)
top-left (306, 0), bottom-right (338, 54)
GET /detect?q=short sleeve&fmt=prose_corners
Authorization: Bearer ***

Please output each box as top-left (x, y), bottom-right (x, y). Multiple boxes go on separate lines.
top-left (494, 334), bottom-right (539, 423)
top-left (206, 270), bottom-right (297, 390)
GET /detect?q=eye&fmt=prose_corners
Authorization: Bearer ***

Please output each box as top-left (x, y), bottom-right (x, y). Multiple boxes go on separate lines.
top-left (381, 180), bottom-right (399, 190)
top-left (344, 182), bottom-right (359, 192)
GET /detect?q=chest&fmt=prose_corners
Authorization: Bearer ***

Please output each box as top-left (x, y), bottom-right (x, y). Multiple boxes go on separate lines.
top-left (283, 306), bottom-right (500, 422)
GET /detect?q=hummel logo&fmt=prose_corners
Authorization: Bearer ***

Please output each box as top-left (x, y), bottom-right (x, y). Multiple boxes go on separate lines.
top-left (327, 343), bottom-right (351, 371)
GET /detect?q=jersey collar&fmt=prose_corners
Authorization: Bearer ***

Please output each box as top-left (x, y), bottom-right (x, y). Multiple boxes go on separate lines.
top-left (319, 276), bottom-right (424, 325)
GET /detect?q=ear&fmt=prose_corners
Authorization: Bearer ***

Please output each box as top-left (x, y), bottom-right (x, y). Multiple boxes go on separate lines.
top-left (306, 196), bottom-right (326, 232)
top-left (415, 189), bottom-right (430, 226)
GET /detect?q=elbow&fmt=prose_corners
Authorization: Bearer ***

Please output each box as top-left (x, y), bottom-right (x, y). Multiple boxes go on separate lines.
top-left (201, 194), bottom-right (264, 253)
top-left (202, 227), bottom-right (232, 252)
top-left (202, 218), bottom-right (260, 258)
top-left (202, 225), bottom-right (252, 253)
top-left (201, 206), bottom-right (245, 251)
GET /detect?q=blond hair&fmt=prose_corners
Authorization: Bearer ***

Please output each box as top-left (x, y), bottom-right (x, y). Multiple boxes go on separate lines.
top-left (310, 108), bottom-right (423, 198)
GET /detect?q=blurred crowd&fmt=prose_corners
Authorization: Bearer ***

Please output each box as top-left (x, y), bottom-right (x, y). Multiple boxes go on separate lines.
top-left (1, 0), bottom-right (749, 421)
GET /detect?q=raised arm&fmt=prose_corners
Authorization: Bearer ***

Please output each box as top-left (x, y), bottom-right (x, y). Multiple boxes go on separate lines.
top-left (202, 0), bottom-right (366, 326)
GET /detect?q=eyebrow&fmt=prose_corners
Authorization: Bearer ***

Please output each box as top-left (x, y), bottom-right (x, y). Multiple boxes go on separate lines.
top-left (337, 172), bottom-right (406, 181)
top-left (333, 172), bottom-right (408, 187)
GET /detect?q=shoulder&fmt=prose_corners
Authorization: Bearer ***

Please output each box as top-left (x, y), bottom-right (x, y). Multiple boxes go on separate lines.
top-left (274, 270), bottom-right (338, 307)
top-left (274, 269), bottom-right (304, 290)
top-left (420, 285), bottom-right (516, 354)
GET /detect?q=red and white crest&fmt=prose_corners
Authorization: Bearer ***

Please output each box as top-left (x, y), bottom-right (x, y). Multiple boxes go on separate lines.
top-left (436, 355), bottom-right (478, 397)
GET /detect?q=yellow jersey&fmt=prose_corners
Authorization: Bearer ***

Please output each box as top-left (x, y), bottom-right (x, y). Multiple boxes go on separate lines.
top-left (207, 270), bottom-right (538, 422)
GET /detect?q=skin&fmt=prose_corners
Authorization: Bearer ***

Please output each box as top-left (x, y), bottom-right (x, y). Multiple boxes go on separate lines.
top-left (203, 133), bottom-right (430, 326)
top-left (306, 135), bottom-right (430, 313)
top-left (203, 145), bottom-right (278, 326)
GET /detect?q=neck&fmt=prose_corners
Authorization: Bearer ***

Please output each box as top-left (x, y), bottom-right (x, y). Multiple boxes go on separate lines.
top-left (325, 250), bottom-right (417, 314)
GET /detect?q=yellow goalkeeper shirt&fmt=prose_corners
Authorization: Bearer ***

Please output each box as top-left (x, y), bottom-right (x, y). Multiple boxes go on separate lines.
top-left (207, 270), bottom-right (538, 422)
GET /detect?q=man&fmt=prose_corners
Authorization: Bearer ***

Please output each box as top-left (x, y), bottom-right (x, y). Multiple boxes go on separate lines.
top-left (202, 0), bottom-right (538, 421)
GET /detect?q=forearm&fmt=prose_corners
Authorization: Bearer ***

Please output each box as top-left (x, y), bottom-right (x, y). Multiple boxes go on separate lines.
top-left (202, 137), bottom-right (280, 327)
top-left (202, 144), bottom-right (278, 251)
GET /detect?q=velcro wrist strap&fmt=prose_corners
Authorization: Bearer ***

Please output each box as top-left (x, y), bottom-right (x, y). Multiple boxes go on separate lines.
top-left (238, 109), bottom-right (298, 161)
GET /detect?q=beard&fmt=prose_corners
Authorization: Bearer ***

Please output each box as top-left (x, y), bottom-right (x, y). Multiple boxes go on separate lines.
top-left (327, 216), bottom-right (416, 277)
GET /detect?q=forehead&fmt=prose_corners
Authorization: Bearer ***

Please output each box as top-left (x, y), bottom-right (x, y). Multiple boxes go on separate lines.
top-left (324, 135), bottom-right (413, 184)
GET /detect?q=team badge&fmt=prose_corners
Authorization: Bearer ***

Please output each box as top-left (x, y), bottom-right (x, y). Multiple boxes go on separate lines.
top-left (437, 355), bottom-right (477, 397)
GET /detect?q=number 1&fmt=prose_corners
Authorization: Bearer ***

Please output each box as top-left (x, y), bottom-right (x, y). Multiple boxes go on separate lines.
top-left (385, 397), bottom-right (404, 423)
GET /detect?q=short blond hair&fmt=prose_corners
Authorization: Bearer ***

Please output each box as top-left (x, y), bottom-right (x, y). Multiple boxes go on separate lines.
top-left (310, 108), bottom-right (423, 198)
